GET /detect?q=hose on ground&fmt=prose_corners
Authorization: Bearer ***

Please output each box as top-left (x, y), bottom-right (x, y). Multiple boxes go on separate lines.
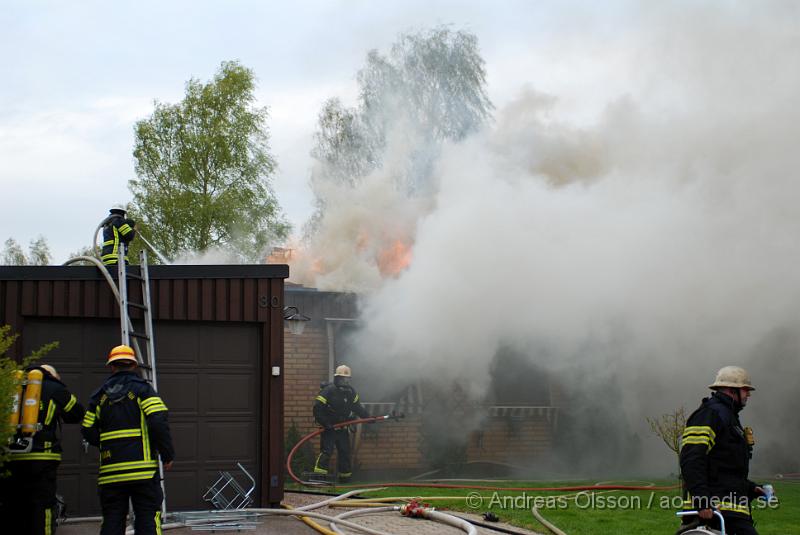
top-left (283, 503), bottom-right (350, 535)
top-left (532, 506), bottom-right (567, 535)
top-left (330, 506), bottom-right (400, 535)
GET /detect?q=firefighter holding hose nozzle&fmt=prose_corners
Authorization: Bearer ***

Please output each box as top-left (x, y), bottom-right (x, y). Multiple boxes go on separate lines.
top-left (312, 364), bottom-right (369, 481)
top-left (678, 366), bottom-right (767, 535)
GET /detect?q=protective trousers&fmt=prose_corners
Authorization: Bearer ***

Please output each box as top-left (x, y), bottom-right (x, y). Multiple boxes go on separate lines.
top-left (0, 460), bottom-right (59, 535)
top-left (314, 428), bottom-right (353, 477)
top-left (99, 477), bottom-right (163, 535)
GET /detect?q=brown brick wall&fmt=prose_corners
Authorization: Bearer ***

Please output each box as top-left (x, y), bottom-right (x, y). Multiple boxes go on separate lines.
top-left (284, 326), bottom-right (329, 436)
top-left (354, 414), bottom-right (424, 470)
top-left (466, 417), bottom-right (554, 463)
top-left (283, 325), bottom-right (556, 472)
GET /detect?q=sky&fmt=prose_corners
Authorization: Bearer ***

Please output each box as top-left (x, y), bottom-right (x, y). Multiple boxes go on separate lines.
top-left (0, 0), bottom-right (642, 262)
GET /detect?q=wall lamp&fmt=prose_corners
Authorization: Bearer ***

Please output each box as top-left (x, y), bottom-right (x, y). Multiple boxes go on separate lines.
top-left (283, 306), bottom-right (311, 335)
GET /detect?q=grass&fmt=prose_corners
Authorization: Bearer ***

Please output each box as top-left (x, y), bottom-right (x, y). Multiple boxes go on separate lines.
top-left (287, 479), bottom-right (800, 534)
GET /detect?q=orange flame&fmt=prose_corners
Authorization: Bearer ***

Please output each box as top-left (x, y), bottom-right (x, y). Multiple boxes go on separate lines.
top-left (377, 239), bottom-right (413, 277)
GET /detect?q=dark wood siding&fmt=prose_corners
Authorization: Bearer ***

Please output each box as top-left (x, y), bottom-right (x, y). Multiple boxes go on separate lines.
top-left (0, 265), bottom-right (287, 512)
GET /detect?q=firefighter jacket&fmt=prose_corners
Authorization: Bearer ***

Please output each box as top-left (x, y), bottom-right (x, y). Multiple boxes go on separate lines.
top-left (101, 214), bottom-right (136, 265)
top-left (81, 371), bottom-right (174, 485)
top-left (9, 367), bottom-right (85, 462)
top-left (679, 391), bottom-right (759, 517)
top-left (313, 383), bottom-right (370, 428)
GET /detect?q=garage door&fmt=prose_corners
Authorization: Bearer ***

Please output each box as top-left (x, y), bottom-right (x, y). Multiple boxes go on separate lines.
top-left (22, 318), bottom-right (261, 515)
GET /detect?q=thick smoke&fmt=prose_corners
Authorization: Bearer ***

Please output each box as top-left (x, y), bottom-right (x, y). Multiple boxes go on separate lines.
top-left (300, 4), bottom-right (800, 474)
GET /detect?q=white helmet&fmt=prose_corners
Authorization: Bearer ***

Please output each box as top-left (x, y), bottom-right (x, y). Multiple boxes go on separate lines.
top-left (709, 366), bottom-right (755, 391)
top-left (334, 365), bottom-right (352, 378)
top-left (40, 364), bottom-right (60, 380)
top-left (109, 203), bottom-right (127, 215)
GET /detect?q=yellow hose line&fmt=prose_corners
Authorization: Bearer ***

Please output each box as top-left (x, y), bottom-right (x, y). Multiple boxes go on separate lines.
top-left (282, 503), bottom-right (339, 535)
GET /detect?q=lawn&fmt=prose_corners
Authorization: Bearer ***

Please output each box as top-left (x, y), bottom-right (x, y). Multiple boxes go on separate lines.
top-left (293, 478), bottom-right (800, 534)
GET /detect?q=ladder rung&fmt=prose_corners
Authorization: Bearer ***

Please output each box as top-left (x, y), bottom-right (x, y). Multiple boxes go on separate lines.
top-left (127, 302), bottom-right (149, 311)
top-left (130, 331), bottom-right (150, 340)
top-left (125, 270), bottom-right (143, 280)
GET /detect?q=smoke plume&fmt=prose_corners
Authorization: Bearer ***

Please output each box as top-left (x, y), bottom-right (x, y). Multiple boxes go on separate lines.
top-left (297, 3), bottom-right (800, 474)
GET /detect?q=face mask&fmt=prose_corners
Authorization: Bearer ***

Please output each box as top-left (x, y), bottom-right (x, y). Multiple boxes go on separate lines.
top-left (334, 376), bottom-right (350, 387)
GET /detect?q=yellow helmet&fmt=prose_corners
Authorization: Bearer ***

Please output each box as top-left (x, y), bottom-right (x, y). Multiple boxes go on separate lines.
top-left (334, 365), bottom-right (352, 377)
top-left (40, 364), bottom-right (60, 380)
top-left (709, 366), bottom-right (755, 391)
top-left (107, 345), bottom-right (137, 365)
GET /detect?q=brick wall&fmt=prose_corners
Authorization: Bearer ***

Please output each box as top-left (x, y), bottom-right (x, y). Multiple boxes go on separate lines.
top-left (466, 417), bottom-right (554, 463)
top-left (283, 324), bottom-right (557, 473)
top-left (284, 326), bottom-right (329, 436)
top-left (354, 414), bottom-right (424, 470)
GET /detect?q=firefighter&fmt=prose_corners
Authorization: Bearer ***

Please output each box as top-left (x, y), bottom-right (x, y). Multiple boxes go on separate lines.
top-left (678, 366), bottom-right (766, 535)
top-left (81, 345), bottom-right (174, 535)
top-left (0, 364), bottom-right (85, 535)
top-left (101, 205), bottom-right (137, 266)
top-left (312, 365), bottom-right (370, 481)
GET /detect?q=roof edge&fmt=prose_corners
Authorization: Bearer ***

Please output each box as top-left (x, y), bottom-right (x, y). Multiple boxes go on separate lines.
top-left (0, 264), bottom-right (290, 281)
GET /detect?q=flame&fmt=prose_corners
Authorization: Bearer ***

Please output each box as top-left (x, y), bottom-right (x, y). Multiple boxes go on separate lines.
top-left (377, 239), bottom-right (413, 277)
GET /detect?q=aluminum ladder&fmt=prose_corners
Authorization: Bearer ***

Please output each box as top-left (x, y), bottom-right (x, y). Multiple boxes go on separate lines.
top-left (114, 246), bottom-right (167, 516)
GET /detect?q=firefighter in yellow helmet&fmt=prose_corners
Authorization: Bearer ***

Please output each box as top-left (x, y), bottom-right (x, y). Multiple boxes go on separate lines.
top-left (81, 345), bottom-right (174, 535)
top-left (678, 366), bottom-right (767, 535)
top-left (0, 364), bottom-right (84, 535)
top-left (312, 364), bottom-right (369, 481)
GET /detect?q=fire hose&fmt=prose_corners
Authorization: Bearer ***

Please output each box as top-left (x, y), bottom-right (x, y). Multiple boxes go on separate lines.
top-left (287, 415), bottom-right (679, 492)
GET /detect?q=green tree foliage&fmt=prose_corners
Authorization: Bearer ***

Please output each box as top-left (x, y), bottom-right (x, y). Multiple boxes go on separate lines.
top-left (1, 236), bottom-right (52, 265)
top-left (0, 325), bottom-right (59, 468)
top-left (647, 407), bottom-right (687, 457)
top-left (1, 239), bottom-right (26, 265)
top-left (311, 26), bottom-right (493, 198)
top-left (131, 61), bottom-right (290, 262)
top-left (28, 236), bottom-right (52, 266)
top-left (65, 244), bottom-right (97, 265)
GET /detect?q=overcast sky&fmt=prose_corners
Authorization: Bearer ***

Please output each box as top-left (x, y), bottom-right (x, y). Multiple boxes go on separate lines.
top-left (1, 0), bottom-right (655, 262)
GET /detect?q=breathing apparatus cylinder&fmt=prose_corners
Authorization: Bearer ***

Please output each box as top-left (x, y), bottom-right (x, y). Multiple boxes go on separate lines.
top-left (9, 369), bottom-right (24, 432)
top-left (20, 369), bottom-right (44, 435)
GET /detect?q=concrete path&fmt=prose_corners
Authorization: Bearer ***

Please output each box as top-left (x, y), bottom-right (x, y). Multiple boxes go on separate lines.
top-left (55, 492), bottom-right (544, 534)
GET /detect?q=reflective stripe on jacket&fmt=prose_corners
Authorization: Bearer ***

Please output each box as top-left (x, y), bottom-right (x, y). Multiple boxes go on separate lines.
top-left (82, 371), bottom-right (174, 485)
top-left (8, 369), bottom-right (84, 462)
top-left (679, 392), bottom-right (757, 516)
top-left (101, 215), bottom-right (136, 265)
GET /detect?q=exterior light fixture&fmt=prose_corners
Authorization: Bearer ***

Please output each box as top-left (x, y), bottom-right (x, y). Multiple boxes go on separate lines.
top-left (283, 306), bottom-right (311, 335)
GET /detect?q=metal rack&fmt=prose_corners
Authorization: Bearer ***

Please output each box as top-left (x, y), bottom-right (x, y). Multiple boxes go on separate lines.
top-left (203, 463), bottom-right (257, 510)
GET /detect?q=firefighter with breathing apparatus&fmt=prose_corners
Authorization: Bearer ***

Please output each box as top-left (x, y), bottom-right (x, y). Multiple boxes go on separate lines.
top-left (678, 366), bottom-right (769, 535)
top-left (313, 364), bottom-right (370, 481)
top-left (101, 204), bottom-right (137, 266)
top-left (2, 364), bottom-right (85, 534)
top-left (82, 345), bottom-right (174, 535)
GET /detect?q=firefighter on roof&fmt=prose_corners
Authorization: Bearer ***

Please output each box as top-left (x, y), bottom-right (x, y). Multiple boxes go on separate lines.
top-left (313, 364), bottom-right (369, 481)
top-left (1, 364), bottom-right (84, 535)
top-left (81, 345), bottom-right (174, 535)
top-left (678, 366), bottom-right (766, 535)
top-left (101, 205), bottom-right (137, 266)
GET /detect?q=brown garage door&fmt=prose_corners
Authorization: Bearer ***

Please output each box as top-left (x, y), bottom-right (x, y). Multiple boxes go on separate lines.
top-left (22, 318), bottom-right (261, 515)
